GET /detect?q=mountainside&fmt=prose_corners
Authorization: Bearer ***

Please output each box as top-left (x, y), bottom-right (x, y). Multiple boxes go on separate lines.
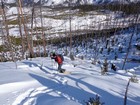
top-left (1, 0), bottom-right (140, 7)
top-left (0, 0), bottom-right (139, 61)
top-left (0, 23), bottom-right (140, 105)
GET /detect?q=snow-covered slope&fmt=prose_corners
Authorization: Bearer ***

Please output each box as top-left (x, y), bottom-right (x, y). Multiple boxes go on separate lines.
top-left (1, 0), bottom-right (140, 6)
top-left (0, 56), bottom-right (140, 105)
top-left (3, 0), bottom-right (15, 4)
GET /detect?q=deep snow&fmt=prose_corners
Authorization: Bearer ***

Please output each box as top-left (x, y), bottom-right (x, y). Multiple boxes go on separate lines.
top-left (0, 24), bottom-right (140, 105)
top-left (0, 1), bottom-right (140, 105)
top-left (0, 53), bottom-right (140, 105)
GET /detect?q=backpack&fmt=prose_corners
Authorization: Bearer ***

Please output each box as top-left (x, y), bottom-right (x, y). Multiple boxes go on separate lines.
top-left (58, 54), bottom-right (64, 61)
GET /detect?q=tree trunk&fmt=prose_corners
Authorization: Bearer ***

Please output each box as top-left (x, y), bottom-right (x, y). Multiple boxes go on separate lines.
top-left (16, 2), bottom-right (25, 59)
top-left (40, 2), bottom-right (47, 57)
top-left (124, 79), bottom-right (130, 105)
top-left (1, 0), bottom-right (15, 61)
top-left (122, 14), bottom-right (139, 70)
top-left (18, 0), bottom-right (34, 59)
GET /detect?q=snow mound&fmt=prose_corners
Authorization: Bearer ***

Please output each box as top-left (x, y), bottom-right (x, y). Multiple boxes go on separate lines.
top-left (12, 87), bottom-right (81, 105)
top-left (36, 97), bottom-right (81, 105)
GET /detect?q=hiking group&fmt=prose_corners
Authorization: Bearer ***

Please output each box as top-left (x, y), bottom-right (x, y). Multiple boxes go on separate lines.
top-left (50, 52), bottom-right (65, 73)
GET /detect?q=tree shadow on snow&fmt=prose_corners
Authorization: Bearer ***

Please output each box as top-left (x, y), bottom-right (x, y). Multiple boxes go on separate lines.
top-left (22, 61), bottom-right (52, 74)
top-left (29, 73), bottom-right (96, 104)
top-left (63, 75), bottom-right (139, 105)
top-left (29, 70), bottom-right (139, 105)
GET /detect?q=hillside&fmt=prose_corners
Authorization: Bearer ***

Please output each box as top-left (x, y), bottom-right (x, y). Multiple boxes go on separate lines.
top-left (0, 0), bottom-right (140, 61)
top-left (0, 27), bottom-right (140, 105)
top-left (0, 1), bottom-right (140, 105)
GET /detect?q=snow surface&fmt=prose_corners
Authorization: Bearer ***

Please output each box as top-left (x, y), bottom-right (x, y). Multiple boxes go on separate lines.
top-left (0, 25), bottom-right (140, 105)
top-left (0, 24), bottom-right (140, 104)
top-left (0, 1), bottom-right (140, 105)
top-left (0, 54), bottom-right (140, 105)
top-left (3, 6), bottom-right (139, 39)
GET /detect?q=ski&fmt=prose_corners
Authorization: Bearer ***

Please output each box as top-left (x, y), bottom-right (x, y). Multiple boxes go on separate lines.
top-left (60, 70), bottom-right (71, 75)
top-left (58, 69), bottom-right (71, 75)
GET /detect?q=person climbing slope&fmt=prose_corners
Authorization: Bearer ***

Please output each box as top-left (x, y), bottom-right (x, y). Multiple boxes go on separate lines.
top-left (50, 52), bottom-right (65, 73)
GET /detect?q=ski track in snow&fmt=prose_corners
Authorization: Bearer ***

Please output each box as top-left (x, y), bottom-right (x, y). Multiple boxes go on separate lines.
top-left (12, 85), bottom-right (69, 105)
top-left (12, 64), bottom-right (77, 105)
top-left (1, 54), bottom-right (140, 105)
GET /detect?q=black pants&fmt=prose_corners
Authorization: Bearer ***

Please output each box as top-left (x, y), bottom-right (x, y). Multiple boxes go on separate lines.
top-left (58, 64), bottom-right (62, 71)
top-left (58, 64), bottom-right (65, 73)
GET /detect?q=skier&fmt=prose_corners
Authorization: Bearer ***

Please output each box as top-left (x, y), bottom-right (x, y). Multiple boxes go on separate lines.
top-left (50, 52), bottom-right (65, 73)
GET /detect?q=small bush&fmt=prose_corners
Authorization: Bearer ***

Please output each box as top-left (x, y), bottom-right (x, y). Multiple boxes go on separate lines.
top-left (70, 52), bottom-right (75, 61)
top-left (130, 75), bottom-right (139, 83)
top-left (85, 94), bottom-right (105, 105)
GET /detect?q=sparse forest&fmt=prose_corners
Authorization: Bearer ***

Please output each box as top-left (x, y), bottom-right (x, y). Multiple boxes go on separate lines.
top-left (0, 1), bottom-right (139, 63)
top-left (0, 1), bottom-right (140, 104)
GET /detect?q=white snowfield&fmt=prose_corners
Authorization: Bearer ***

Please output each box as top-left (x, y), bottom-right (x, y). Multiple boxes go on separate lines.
top-left (2, 6), bottom-right (139, 39)
top-left (0, 0), bottom-right (140, 105)
top-left (0, 56), bottom-right (140, 105)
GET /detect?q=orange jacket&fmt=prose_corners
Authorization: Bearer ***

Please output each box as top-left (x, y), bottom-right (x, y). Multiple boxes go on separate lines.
top-left (52, 55), bottom-right (62, 64)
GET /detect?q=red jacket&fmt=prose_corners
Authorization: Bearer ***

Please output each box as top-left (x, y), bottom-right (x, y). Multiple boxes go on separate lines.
top-left (51, 55), bottom-right (63, 64)
top-left (56, 56), bottom-right (63, 64)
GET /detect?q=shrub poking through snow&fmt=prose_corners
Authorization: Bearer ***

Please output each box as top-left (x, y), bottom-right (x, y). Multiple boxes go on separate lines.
top-left (101, 58), bottom-right (108, 75)
top-left (70, 52), bottom-right (75, 61)
top-left (130, 74), bottom-right (139, 83)
top-left (85, 94), bottom-right (105, 105)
